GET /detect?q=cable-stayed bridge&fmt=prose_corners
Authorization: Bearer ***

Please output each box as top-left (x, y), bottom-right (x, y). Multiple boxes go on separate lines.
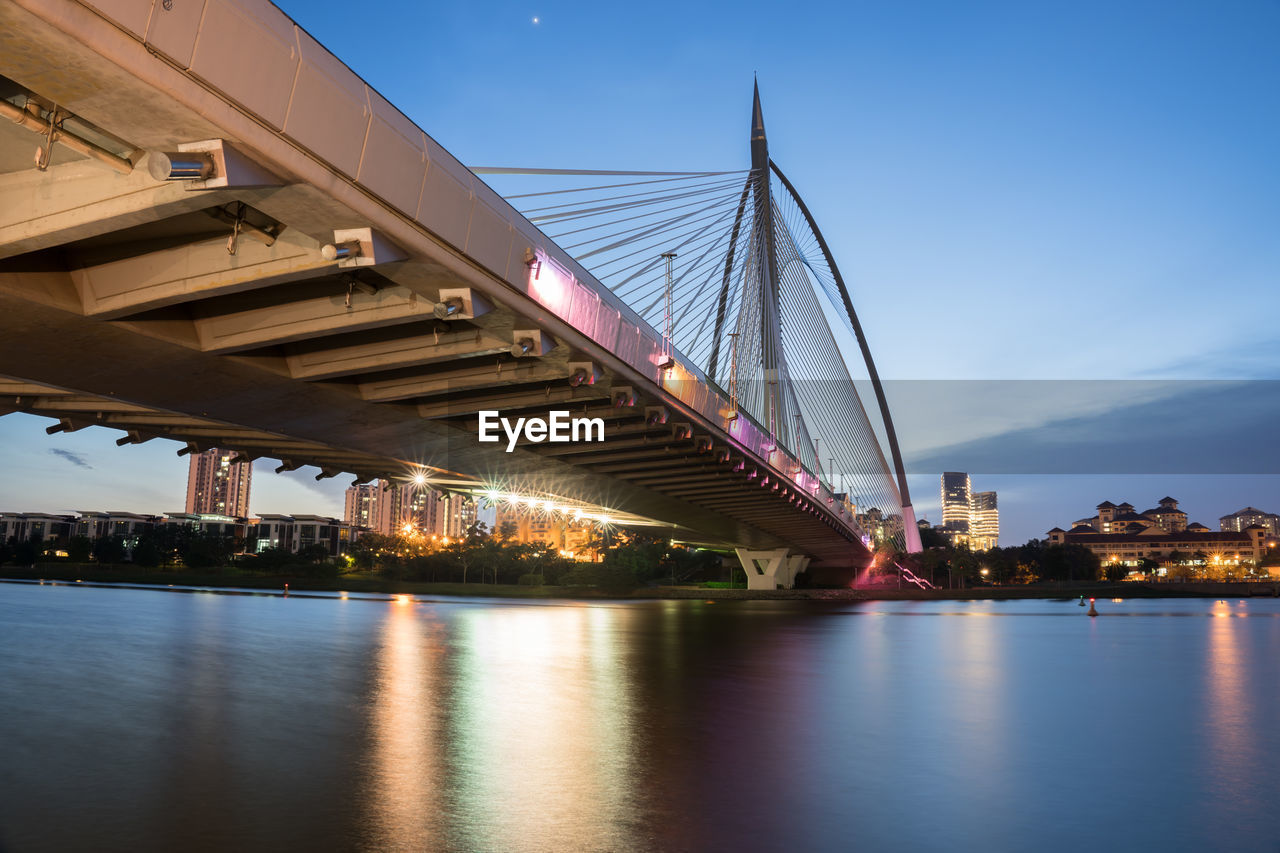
top-left (0, 0), bottom-right (919, 587)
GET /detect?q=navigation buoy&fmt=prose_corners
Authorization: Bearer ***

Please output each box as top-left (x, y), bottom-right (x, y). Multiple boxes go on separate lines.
top-left (1088, 597), bottom-right (1098, 617)
top-left (283, 582), bottom-right (289, 597)
top-left (1078, 595), bottom-right (1086, 607)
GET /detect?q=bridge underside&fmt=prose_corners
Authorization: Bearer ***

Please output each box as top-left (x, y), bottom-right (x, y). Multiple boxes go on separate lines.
top-left (0, 0), bottom-right (874, 579)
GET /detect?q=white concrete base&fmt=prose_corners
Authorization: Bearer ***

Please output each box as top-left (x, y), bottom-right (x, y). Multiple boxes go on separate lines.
top-left (902, 503), bottom-right (923, 554)
top-left (735, 548), bottom-right (810, 590)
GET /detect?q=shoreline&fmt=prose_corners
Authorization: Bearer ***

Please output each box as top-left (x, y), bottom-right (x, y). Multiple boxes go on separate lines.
top-left (3, 567), bottom-right (1278, 602)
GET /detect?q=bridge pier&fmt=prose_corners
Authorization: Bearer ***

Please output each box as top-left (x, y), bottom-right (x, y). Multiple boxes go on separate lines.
top-left (734, 548), bottom-right (810, 590)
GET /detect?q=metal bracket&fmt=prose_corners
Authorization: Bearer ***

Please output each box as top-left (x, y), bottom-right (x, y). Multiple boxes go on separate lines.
top-left (34, 104), bottom-right (62, 171)
top-left (206, 202), bottom-right (282, 251)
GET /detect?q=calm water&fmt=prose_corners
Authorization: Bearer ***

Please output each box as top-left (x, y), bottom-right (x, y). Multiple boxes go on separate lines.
top-left (2, 582), bottom-right (1279, 852)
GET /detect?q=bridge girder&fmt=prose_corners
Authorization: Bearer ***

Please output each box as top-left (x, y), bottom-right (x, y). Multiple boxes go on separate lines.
top-left (75, 231), bottom-right (336, 319)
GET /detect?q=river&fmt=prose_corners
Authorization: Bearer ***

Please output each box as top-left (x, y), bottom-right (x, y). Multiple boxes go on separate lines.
top-left (2, 581), bottom-right (1278, 851)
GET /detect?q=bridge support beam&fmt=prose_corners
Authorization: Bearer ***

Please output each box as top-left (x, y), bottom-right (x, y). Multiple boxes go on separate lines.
top-left (734, 547), bottom-right (810, 591)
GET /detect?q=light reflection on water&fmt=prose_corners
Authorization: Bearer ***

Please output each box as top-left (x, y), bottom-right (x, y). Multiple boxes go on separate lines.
top-left (363, 599), bottom-right (441, 851)
top-left (445, 604), bottom-right (641, 852)
top-left (2, 584), bottom-right (1280, 852)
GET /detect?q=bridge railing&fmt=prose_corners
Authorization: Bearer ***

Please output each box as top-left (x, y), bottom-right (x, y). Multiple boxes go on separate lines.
top-left (529, 251), bottom-right (869, 544)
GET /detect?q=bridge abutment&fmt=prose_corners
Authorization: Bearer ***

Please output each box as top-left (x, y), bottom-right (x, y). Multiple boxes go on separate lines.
top-left (735, 548), bottom-right (810, 590)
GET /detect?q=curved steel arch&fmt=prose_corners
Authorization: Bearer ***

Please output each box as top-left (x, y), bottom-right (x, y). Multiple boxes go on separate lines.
top-left (768, 159), bottom-right (918, 544)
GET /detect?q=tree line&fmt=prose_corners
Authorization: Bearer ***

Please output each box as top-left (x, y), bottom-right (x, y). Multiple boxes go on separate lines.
top-left (1, 526), bottom-right (255, 570)
top-left (899, 539), bottom-right (1102, 586)
top-left (1, 523), bottom-right (725, 591)
top-left (347, 523), bottom-right (721, 590)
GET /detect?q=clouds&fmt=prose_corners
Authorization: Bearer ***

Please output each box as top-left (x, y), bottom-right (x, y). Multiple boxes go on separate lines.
top-left (904, 380), bottom-right (1280, 475)
top-left (47, 448), bottom-right (93, 470)
top-left (249, 460), bottom-right (347, 516)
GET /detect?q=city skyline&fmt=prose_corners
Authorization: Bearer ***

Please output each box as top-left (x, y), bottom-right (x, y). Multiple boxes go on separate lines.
top-left (1, 0), bottom-right (1277, 544)
top-left (2, 426), bottom-right (1274, 546)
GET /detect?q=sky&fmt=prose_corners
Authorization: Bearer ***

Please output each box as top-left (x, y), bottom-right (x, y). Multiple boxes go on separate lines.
top-left (2, 0), bottom-right (1277, 543)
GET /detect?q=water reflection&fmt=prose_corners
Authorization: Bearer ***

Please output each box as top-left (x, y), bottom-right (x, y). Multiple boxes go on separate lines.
top-left (4, 585), bottom-right (1280, 852)
top-left (361, 600), bottom-right (442, 850)
top-left (1205, 600), bottom-right (1255, 813)
top-left (447, 604), bottom-right (640, 852)
top-left (154, 594), bottom-right (237, 841)
top-left (937, 606), bottom-right (1008, 781)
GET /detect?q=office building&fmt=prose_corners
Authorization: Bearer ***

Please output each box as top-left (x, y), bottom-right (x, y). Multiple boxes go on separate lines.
top-left (937, 472), bottom-right (999, 549)
top-left (970, 491), bottom-right (999, 550)
top-left (941, 472), bottom-right (971, 532)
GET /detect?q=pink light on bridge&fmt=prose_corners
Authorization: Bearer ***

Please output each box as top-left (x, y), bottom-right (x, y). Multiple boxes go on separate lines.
top-left (528, 249), bottom-right (572, 316)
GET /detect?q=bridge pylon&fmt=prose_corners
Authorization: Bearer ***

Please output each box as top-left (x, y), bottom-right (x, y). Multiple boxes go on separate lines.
top-left (735, 547), bottom-right (811, 591)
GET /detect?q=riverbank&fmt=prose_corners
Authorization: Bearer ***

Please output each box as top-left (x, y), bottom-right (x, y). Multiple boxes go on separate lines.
top-left (4, 565), bottom-right (1278, 601)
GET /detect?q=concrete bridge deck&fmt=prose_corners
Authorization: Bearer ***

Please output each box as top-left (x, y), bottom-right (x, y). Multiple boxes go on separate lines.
top-left (0, 0), bottom-right (874, 577)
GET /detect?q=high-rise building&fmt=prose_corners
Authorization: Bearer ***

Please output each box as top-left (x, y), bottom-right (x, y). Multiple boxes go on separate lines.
top-left (342, 479), bottom-right (447, 536)
top-left (387, 483), bottom-right (439, 536)
top-left (344, 481), bottom-right (389, 531)
top-left (937, 472), bottom-right (998, 550)
top-left (941, 472), bottom-right (971, 532)
top-left (342, 479), bottom-right (492, 540)
top-left (185, 448), bottom-right (251, 517)
top-left (494, 502), bottom-right (594, 554)
top-left (438, 493), bottom-right (478, 539)
top-left (970, 491), bottom-right (999, 550)
top-left (1221, 507), bottom-right (1279, 537)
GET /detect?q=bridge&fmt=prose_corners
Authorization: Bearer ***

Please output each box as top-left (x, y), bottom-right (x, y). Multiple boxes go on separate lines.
top-left (0, 0), bottom-right (920, 587)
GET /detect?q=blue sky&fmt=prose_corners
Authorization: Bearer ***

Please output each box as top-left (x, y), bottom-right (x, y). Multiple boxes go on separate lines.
top-left (2, 0), bottom-right (1277, 543)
